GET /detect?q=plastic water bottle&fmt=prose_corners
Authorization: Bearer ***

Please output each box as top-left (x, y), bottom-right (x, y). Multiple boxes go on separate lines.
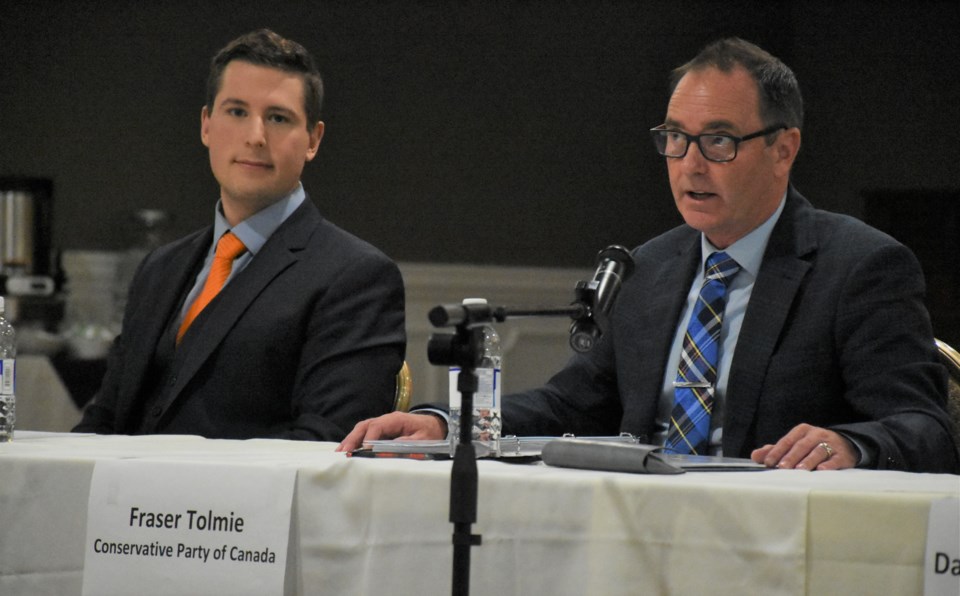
top-left (449, 298), bottom-right (503, 457)
top-left (0, 297), bottom-right (17, 442)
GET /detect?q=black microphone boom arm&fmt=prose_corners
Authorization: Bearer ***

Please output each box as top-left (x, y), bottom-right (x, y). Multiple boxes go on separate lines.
top-left (429, 244), bottom-right (634, 354)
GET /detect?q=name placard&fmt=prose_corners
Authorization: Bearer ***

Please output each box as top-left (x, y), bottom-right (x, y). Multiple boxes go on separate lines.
top-left (82, 459), bottom-right (296, 596)
top-left (925, 497), bottom-right (960, 596)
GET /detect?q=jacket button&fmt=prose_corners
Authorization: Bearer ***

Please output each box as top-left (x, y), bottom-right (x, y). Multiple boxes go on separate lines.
top-left (151, 406), bottom-right (162, 417)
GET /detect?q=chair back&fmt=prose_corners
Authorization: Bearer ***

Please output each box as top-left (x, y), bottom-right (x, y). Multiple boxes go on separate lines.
top-left (394, 361), bottom-right (412, 412)
top-left (935, 338), bottom-right (960, 448)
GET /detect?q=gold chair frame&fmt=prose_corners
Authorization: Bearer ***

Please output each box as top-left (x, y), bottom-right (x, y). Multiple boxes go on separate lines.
top-left (935, 338), bottom-right (960, 446)
top-left (394, 361), bottom-right (412, 412)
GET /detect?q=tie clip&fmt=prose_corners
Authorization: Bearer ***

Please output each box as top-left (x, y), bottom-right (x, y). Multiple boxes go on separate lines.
top-left (673, 381), bottom-right (712, 388)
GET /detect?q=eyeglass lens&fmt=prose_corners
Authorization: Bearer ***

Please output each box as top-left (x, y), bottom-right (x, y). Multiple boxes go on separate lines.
top-left (654, 131), bottom-right (737, 162)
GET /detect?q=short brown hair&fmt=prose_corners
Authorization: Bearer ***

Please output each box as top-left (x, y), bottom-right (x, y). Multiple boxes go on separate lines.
top-left (671, 37), bottom-right (803, 132)
top-left (206, 29), bottom-right (324, 129)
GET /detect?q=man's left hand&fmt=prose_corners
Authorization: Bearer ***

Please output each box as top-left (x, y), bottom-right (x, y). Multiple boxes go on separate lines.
top-left (751, 424), bottom-right (857, 471)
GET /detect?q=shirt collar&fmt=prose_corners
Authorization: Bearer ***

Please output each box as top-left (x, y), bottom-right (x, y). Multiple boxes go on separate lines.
top-left (211, 184), bottom-right (306, 255)
top-left (700, 190), bottom-right (787, 278)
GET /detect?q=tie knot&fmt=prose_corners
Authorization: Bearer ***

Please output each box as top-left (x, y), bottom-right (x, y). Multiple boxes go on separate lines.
top-left (704, 251), bottom-right (740, 286)
top-left (215, 231), bottom-right (247, 260)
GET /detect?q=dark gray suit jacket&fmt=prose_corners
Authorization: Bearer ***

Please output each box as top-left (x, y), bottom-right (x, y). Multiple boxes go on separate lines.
top-left (74, 198), bottom-right (405, 441)
top-left (505, 187), bottom-right (959, 473)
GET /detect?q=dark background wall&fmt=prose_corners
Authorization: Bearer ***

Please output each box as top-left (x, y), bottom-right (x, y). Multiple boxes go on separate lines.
top-left (2, 1), bottom-right (958, 337)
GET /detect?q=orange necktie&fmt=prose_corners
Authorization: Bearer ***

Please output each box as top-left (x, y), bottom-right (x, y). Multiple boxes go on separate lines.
top-left (176, 231), bottom-right (247, 343)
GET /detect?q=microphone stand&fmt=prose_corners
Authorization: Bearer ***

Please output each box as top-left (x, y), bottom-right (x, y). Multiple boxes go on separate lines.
top-left (451, 343), bottom-right (480, 596)
top-left (427, 244), bottom-right (633, 596)
top-left (427, 302), bottom-right (591, 596)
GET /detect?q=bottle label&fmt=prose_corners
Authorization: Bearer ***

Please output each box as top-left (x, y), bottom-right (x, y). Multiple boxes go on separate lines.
top-left (448, 366), bottom-right (502, 455)
top-left (448, 367), bottom-right (461, 408)
top-left (474, 368), bottom-right (500, 409)
top-left (0, 359), bottom-right (13, 395)
top-left (448, 367), bottom-right (500, 409)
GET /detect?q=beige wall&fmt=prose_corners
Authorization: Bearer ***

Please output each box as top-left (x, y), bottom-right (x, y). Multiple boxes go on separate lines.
top-left (400, 262), bottom-right (592, 407)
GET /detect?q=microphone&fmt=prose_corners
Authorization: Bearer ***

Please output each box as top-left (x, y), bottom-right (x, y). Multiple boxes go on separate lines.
top-left (569, 245), bottom-right (634, 352)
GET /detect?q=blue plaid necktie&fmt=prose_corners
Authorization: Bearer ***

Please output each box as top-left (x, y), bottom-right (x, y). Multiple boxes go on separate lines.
top-left (666, 251), bottom-right (740, 455)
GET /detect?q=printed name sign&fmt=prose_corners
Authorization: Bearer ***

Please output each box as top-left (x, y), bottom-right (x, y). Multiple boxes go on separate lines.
top-left (82, 459), bottom-right (296, 596)
top-left (925, 497), bottom-right (960, 596)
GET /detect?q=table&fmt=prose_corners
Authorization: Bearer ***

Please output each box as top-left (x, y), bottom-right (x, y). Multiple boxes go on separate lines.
top-left (1, 432), bottom-right (957, 595)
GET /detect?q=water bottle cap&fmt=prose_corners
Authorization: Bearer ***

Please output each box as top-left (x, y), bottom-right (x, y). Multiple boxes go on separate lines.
top-left (462, 298), bottom-right (488, 305)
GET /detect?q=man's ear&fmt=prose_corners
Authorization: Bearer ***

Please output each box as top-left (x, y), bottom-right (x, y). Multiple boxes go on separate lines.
top-left (774, 127), bottom-right (801, 177)
top-left (200, 105), bottom-right (211, 148)
top-left (305, 121), bottom-right (324, 162)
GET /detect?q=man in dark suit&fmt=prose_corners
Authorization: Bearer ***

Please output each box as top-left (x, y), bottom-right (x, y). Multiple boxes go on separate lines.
top-left (73, 29), bottom-right (405, 441)
top-left (338, 38), bottom-right (958, 473)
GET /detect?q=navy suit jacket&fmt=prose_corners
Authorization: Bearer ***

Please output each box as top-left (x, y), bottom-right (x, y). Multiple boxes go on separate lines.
top-left (505, 187), bottom-right (959, 473)
top-left (74, 197), bottom-right (406, 441)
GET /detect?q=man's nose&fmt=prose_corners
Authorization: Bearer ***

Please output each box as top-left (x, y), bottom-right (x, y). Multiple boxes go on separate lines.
top-left (679, 140), bottom-right (709, 172)
top-left (246, 118), bottom-right (266, 147)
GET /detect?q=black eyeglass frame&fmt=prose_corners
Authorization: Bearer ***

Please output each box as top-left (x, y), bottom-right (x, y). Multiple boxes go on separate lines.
top-left (649, 123), bottom-right (787, 162)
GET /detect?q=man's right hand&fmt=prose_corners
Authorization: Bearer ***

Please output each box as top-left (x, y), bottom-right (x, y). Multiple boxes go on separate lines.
top-left (336, 412), bottom-right (447, 453)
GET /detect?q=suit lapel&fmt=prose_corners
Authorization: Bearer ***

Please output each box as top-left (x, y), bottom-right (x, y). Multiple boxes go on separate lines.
top-left (722, 188), bottom-right (817, 456)
top-left (169, 200), bottom-right (320, 400)
top-left (622, 233), bottom-right (701, 435)
top-left (114, 229), bottom-right (212, 425)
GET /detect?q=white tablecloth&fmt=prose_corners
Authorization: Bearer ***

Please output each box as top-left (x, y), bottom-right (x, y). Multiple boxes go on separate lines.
top-left (1, 432), bottom-right (957, 595)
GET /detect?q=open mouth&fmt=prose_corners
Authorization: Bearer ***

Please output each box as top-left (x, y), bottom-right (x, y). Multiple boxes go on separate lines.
top-left (687, 191), bottom-right (716, 200)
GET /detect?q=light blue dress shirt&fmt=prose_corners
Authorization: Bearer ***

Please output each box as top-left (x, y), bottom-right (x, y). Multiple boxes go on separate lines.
top-left (177, 184), bottom-right (306, 326)
top-left (653, 195), bottom-right (787, 455)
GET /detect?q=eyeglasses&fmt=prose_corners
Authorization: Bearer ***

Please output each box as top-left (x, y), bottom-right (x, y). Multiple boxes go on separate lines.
top-left (650, 124), bottom-right (787, 163)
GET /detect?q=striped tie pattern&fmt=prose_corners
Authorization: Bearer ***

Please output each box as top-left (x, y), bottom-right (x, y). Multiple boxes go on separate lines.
top-left (666, 251), bottom-right (740, 455)
top-left (176, 231), bottom-right (247, 344)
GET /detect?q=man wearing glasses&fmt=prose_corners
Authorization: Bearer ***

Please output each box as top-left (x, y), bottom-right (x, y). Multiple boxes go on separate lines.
top-left (339, 38), bottom-right (958, 473)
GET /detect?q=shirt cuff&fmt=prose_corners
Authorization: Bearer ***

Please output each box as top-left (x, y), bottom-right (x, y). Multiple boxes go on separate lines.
top-left (836, 430), bottom-right (871, 467)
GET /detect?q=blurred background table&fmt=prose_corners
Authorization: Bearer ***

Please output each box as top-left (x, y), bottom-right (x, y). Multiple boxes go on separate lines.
top-left (15, 355), bottom-right (81, 432)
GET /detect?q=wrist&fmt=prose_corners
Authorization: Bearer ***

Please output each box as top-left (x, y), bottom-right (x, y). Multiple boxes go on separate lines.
top-left (414, 410), bottom-right (449, 439)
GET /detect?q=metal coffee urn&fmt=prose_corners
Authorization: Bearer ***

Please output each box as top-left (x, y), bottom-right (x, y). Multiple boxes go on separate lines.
top-left (0, 177), bottom-right (64, 330)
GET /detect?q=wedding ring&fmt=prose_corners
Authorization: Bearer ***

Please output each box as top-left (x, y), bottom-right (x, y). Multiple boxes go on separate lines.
top-left (818, 442), bottom-right (834, 459)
